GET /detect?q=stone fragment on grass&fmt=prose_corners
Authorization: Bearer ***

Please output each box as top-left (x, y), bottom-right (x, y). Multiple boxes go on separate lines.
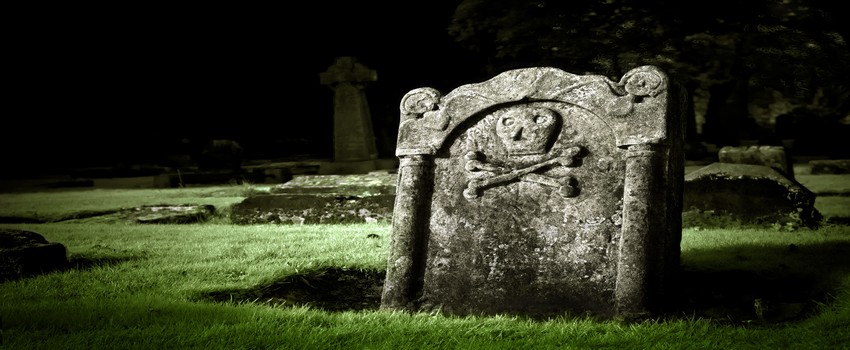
top-left (0, 228), bottom-right (69, 280)
top-left (683, 162), bottom-right (821, 228)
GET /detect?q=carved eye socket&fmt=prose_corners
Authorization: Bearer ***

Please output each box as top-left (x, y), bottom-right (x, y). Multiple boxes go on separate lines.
top-left (502, 117), bottom-right (514, 126)
top-left (533, 115), bottom-right (550, 124)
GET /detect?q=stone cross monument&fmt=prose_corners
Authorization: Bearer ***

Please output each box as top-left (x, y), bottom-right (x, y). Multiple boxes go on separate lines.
top-left (381, 66), bottom-right (684, 320)
top-left (319, 57), bottom-right (379, 174)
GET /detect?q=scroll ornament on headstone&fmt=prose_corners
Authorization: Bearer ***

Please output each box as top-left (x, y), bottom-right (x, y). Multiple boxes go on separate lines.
top-left (381, 66), bottom-right (684, 320)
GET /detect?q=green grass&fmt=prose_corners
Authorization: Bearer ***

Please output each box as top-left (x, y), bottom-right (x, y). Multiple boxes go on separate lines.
top-left (796, 173), bottom-right (850, 221)
top-left (796, 174), bottom-right (850, 196)
top-left (0, 185), bottom-right (266, 222)
top-left (814, 196), bottom-right (850, 220)
top-left (0, 174), bottom-right (847, 223)
top-left (1, 222), bottom-right (849, 349)
top-left (1, 176), bottom-right (850, 349)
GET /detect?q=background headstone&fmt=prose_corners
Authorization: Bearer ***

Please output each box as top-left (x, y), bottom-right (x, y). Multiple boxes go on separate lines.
top-left (381, 66), bottom-right (684, 319)
top-left (320, 57), bottom-right (379, 174)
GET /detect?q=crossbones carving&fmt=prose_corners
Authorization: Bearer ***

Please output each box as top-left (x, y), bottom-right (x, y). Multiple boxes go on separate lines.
top-left (463, 146), bottom-right (582, 199)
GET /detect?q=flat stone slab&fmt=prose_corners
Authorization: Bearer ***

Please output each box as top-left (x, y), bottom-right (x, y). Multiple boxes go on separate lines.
top-left (1, 228), bottom-right (69, 280)
top-left (809, 159), bottom-right (850, 174)
top-left (271, 172), bottom-right (397, 196)
top-left (683, 163), bottom-right (821, 228)
top-left (230, 194), bottom-right (394, 225)
top-left (65, 205), bottom-right (216, 224)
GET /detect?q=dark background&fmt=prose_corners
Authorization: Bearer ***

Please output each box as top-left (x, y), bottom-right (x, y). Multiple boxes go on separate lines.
top-left (7, 2), bottom-right (484, 173)
top-left (6, 1), bottom-right (848, 175)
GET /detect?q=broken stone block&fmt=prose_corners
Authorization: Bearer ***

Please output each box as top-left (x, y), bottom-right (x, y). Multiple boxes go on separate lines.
top-left (1, 228), bottom-right (69, 280)
top-left (380, 66), bottom-right (685, 320)
top-left (718, 145), bottom-right (794, 180)
top-left (683, 162), bottom-right (821, 228)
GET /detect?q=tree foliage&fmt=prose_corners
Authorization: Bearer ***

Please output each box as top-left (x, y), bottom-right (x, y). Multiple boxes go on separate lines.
top-left (449, 0), bottom-right (850, 112)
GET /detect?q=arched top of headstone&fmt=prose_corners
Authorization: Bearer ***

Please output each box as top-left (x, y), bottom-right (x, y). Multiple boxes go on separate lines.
top-left (319, 56), bottom-right (378, 86)
top-left (396, 66), bottom-right (675, 156)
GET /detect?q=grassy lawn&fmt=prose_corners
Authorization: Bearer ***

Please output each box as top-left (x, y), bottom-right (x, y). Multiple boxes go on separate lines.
top-left (0, 185), bottom-right (264, 223)
top-left (1, 178), bottom-right (849, 349)
top-left (0, 223), bottom-right (848, 349)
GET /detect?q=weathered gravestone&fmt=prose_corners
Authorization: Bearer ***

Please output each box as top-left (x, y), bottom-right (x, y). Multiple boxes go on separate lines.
top-left (319, 56), bottom-right (380, 174)
top-left (380, 66), bottom-right (685, 319)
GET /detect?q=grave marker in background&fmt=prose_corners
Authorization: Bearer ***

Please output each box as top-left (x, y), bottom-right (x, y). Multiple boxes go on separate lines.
top-left (319, 56), bottom-right (379, 174)
top-left (381, 66), bottom-right (685, 319)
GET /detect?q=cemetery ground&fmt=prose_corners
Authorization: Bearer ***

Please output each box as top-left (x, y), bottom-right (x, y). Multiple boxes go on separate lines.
top-left (0, 168), bottom-right (849, 349)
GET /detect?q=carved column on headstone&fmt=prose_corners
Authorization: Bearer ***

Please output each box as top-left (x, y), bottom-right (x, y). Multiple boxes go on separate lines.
top-left (381, 87), bottom-right (443, 309)
top-left (610, 67), bottom-right (684, 319)
top-left (616, 143), bottom-right (665, 318)
top-left (319, 57), bottom-right (379, 163)
top-left (381, 154), bottom-right (431, 308)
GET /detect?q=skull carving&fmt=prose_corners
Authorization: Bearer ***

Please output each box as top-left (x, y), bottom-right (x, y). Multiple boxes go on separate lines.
top-left (495, 106), bottom-right (560, 156)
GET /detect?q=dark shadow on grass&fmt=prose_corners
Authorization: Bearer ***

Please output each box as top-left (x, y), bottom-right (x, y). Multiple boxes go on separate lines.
top-left (0, 216), bottom-right (46, 224)
top-left (198, 267), bottom-right (386, 311)
top-left (666, 240), bottom-right (850, 324)
top-left (69, 254), bottom-right (139, 270)
top-left (1, 254), bottom-right (138, 283)
top-left (826, 216), bottom-right (850, 226)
